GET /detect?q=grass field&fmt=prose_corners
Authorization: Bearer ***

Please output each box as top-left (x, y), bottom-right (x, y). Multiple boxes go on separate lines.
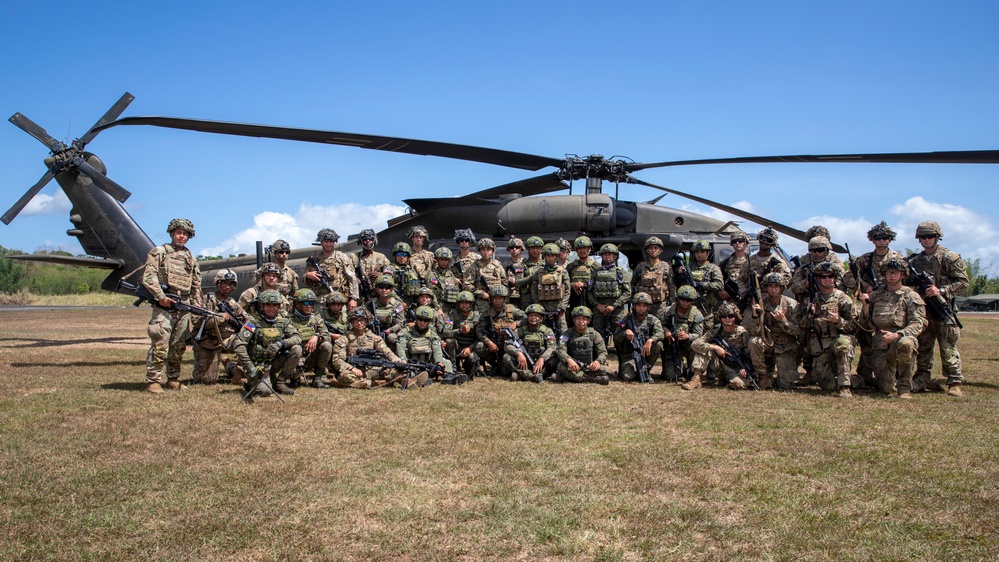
top-left (1, 308), bottom-right (998, 561)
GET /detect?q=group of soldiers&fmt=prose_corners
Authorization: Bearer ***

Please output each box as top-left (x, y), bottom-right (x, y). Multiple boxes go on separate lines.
top-left (141, 217), bottom-right (968, 400)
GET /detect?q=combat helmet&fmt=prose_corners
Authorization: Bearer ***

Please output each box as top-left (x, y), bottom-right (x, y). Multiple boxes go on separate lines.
top-left (880, 256), bottom-right (907, 274)
top-left (632, 292), bottom-right (653, 305)
top-left (407, 225), bottom-right (429, 240)
top-left (214, 269), bottom-right (237, 285)
top-left (358, 228), bottom-right (377, 243)
top-left (375, 274), bottom-right (396, 287)
top-left (349, 307), bottom-right (370, 321)
top-left (808, 236), bottom-right (831, 251)
top-left (167, 218), bottom-right (195, 238)
top-left (644, 236), bottom-right (663, 249)
top-left (691, 240), bottom-right (711, 252)
top-left (454, 229), bottom-right (476, 243)
top-left (761, 272), bottom-right (785, 287)
top-left (314, 228), bottom-right (339, 244)
top-left (507, 237), bottom-right (525, 250)
top-left (489, 286), bottom-right (509, 298)
top-left (717, 301), bottom-right (741, 319)
top-left (915, 221), bottom-right (943, 239)
top-left (525, 304), bottom-right (546, 315)
top-left (555, 238), bottom-right (571, 252)
top-left (392, 242), bottom-right (412, 255)
top-left (573, 236), bottom-right (593, 249)
top-left (730, 230), bottom-right (750, 244)
top-left (526, 236), bottom-right (544, 248)
top-left (271, 239), bottom-right (290, 253)
top-left (325, 291), bottom-right (348, 305)
top-left (757, 227), bottom-right (778, 245)
top-left (571, 305), bottom-right (593, 318)
top-left (293, 288), bottom-right (318, 303)
top-left (434, 246), bottom-right (453, 260)
top-left (542, 243), bottom-right (559, 255)
top-left (867, 221), bottom-right (897, 241)
top-left (477, 238), bottom-right (496, 249)
top-left (599, 243), bottom-right (619, 256)
top-left (805, 225), bottom-right (830, 240)
top-left (676, 285), bottom-right (697, 301)
top-left (413, 306), bottom-right (436, 321)
top-left (259, 262), bottom-right (281, 276)
top-left (815, 261), bottom-right (837, 276)
top-left (457, 291), bottom-right (476, 303)
top-left (257, 289), bottom-right (283, 305)
top-left (417, 286), bottom-right (434, 298)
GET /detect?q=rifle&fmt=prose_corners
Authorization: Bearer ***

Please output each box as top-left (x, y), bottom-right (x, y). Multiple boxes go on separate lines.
top-left (365, 300), bottom-right (388, 340)
top-left (241, 346), bottom-right (288, 402)
top-left (906, 256), bottom-right (963, 328)
top-left (545, 309), bottom-right (564, 346)
top-left (119, 280), bottom-right (224, 320)
top-left (323, 321), bottom-right (344, 336)
top-left (356, 262), bottom-right (374, 301)
top-left (346, 349), bottom-right (436, 389)
top-left (623, 314), bottom-right (652, 383)
top-left (664, 315), bottom-right (682, 382)
top-left (482, 313), bottom-right (502, 378)
top-left (671, 254), bottom-right (710, 314)
top-left (864, 255), bottom-right (880, 293)
top-left (845, 243), bottom-right (862, 298)
top-left (709, 327), bottom-right (758, 389)
top-left (478, 274), bottom-right (492, 299)
top-left (194, 293), bottom-right (244, 342)
top-left (306, 256), bottom-right (334, 293)
top-left (501, 326), bottom-right (535, 366)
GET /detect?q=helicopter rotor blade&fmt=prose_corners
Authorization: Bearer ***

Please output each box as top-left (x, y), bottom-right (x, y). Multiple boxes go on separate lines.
top-left (96, 116), bottom-right (563, 172)
top-left (465, 173), bottom-right (569, 199)
top-left (2, 169), bottom-right (57, 225)
top-left (628, 177), bottom-right (846, 252)
top-left (627, 150), bottom-right (999, 172)
top-left (77, 92), bottom-right (135, 147)
top-left (74, 157), bottom-right (131, 202)
top-left (9, 113), bottom-right (64, 152)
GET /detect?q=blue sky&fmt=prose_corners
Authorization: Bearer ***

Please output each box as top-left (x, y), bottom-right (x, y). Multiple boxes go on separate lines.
top-left (2, 1), bottom-right (997, 268)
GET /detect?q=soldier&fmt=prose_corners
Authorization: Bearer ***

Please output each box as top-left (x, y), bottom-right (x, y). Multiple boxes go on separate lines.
top-left (554, 306), bottom-right (612, 384)
top-left (631, 236), bottom-right (675, 318)
top-left (685, 302), bottom-right (753, 391)
top-left (588, 244), bottom-right (632, 342)
top-left (191, 269), bottom-right (246, 385)
top-left (527, 243), bottom-right (571, 335)
top-left (389, 242), bottom-right (423, 306)
top-left (142, 218), bottom-right (203, 394)
top-left (320, 292), bottom-right (349, 342)
top-left (802, 225), bottom-right (845, 268)
top-left (504, 304), bottom-right (557, 382)
top-left (745, 273), bottom-right (802, 390)
top-left (305, 228), bottom-right (358, 307)
top-left (852, 222), bottom-right (907, 386)
top-left (567, 236), bottom-right (600, 310)
top-left (238, 262), bottom-right (288, 314)
top-left (397, 305), bottom-right (451, 385)
top-left (660, 285), bottom-right (705, 383)
top-left (555, 237), bottom-right (572, 268)
top-left (232, 289), bottom-right (301, 396)
top-left (517, 236), bottom-right (546, 309)
top-left (286, 288), bottom-right (334, 389)
top-left (614, 292), bottom-right (665, 382)
top-left (269, 238), bottom-right (299, 301)
top-left (790, 236), bottom-right (853, 302)
top-left (331, 308), bottom-right (403, 389)
top-left (476, 286), bottom-right (527, 378)
top-left (907, 221), bottom-right (969, 396)
top-left (859, 257), bottom-right (927, 399)
top-left (738, 227), bottom-right (791, 303)
top-left (367, 274), bottom-right (407, 346)
top-left (686, 240), bottom-right (724, 329)
top-left (452, 229), bottom-right (481, 283)
top-left (411, 286), bottom-right (447, 337)
top-left (718, 230), bottom-right (750, 305)
top-left (428, 247), bottom-right (462, 316)
top-left (407, 225), bottom-right (435, 281)
top-left (799, 261), bottom-right (859, 397)
top-left (354, 229), bottom-right (390, 302)
top-left (463, 238), bottom-right (508, 315)
top-left (442, 291), bottom-right (482, 379)
top-left (504, 237), bottom-right (527, 308)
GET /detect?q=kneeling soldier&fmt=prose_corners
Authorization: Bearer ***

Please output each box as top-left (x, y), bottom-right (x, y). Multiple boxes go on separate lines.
top-left (504, 304), bottom-right (556, 382)
top-left (659, 285), bottom-right (705, 383)
top-left (232, 289), bottom-right (302, 396)
top-left (614, 292), bottom-right (664, 382)
top-left (192, 269), bottom-right (246, 385)
top-left (554, 306), bottom-right (612, 384)
top-left (397, 305), bottom-right (451, 386)
top-left (800, 261), bottom-right (860, 397)
top-left (331, 308), bottom-right (403, 388)
top-left (686, 301), bottom-right (752, 390)
top-left (287, 289), bottom-right (334, 389)
top-left (746, 273), bottom-right (802, 390)
top-left (443, 291), bottom-right (482, 379)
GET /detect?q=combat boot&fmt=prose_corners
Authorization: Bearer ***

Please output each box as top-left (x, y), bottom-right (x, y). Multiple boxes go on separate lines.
top-left (350, 380), bottom-right (370, 389)
top-left (227, 361), bottom-right (245, 385)
top-left (311, 370), bottom-right (332, 389)
top-left (837, 386), bottom-right (853, 398)
top-left (164, 379), bottom-right (187, 391)
top-left (680, 373), bottom-right (702, 391)
top-left (898, 392), bottom-right (912, 400)
top-left (947, 384), bottom-right (963, 397)
top-left (274, 380), bottom-right (295, 395)
top-left (593, 375), bottom-right (610, 385)
top-left (728, 377), bottom-right (746, 390)
top-left (147, 382), bottom-right (164, 394)
top-left (757, 373), bottom-right (773, 390)
top-left (533, 373), bottom-right (544, 383)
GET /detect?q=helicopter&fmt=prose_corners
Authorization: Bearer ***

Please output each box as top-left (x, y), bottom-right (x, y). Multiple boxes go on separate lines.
top-left (5, 93), bottom-right (999, 297)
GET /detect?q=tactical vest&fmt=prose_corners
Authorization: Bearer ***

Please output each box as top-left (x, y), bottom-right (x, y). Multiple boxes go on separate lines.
top-left (522, 328), bottom-right (547, 355)
top-left (568, 333), bottom-right (595, 364)
top-left (872, 291), bottom-right (907, 330)
top-left (292, 313), bottom-right (317, 340)
top-left (451, 311), bottom-right (480, 347)
top-left (345, 332), bottom-right (376, 357)
top-left (408, 334), bottom-right (434, 357)
top-left (593, 268), bottom-right (623, 299)
top-left (569, 261), bottom-right (594, 284)
top-left (244, 315), bottom-right (289, 361)
top-left (537, 269), bottom-right (564, 301)
top-left (374, 299), bottom-right (402, 329)
top-left (636, 266), bottom-right (667, 302)
top-left (432, 272), bottom-right (461, 304)
top-left (156, 245), bottom-right (196, 296)
top-left (397, 267), bottom-right (422, 297)
top-left (492, 305), bottom-right (517, 332)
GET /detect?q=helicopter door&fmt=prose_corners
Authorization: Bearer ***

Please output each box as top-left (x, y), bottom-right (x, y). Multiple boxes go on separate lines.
top-left (584, 193), bottom-right (614, 233)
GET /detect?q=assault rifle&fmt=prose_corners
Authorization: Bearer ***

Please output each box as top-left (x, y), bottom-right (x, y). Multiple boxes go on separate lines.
top-left (739, 255), bottom-right (782, 311)
top-left (865, 256), bottom-right (880, 293)
top-left (241, 347), bottom-right (289, 402)
top-left (345, 349), bottom-right (452, 388)
top-left (356, 262), bottom-right (374, 301)
top-left (623, 314), bottom-right (652, 383)
top-left (709, 328), bottom-right (758, 389)
top-left (671, 254), bottom-right (710, 314)
top-left (194, 293), bottom-right (244, 342)
top-left (119, 280), bottom-right (224, 320)
top-left (306, 256), bottom-right (333, 293)
top-left (906, 257), bottom-right (963, 328)
top-left (481, 314), bottom-right (501, 378)
top-left (323, 320), bottom-right (344, 336)
top-left (845, 243), bottom-right (862, 298)
top-left (545, 309), bottom-right (564, 346)
top-left (501, 326), bottom-right (535, 366)
top-left (664, 315), bottom-right (689, 382)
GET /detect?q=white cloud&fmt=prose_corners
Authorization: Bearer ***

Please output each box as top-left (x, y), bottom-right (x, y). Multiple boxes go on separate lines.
top-left (21, 190), bottom-right (71, 216)
top-left (197, 202), bottom-right (407, 257)
top-left (889, 196), bottom-right (998, 264)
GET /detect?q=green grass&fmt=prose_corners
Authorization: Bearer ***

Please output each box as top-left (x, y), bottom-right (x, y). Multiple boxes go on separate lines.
top-left (1, 309), bottom-right (997, 560)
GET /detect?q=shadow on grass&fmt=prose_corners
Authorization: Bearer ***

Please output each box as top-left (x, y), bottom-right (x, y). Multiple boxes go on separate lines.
top-left (0, 336), bottom-right (146, 348)
top-left (100, 382), bottom-right (150, 392)
top-left (12, 360), bottom-right (145, 368)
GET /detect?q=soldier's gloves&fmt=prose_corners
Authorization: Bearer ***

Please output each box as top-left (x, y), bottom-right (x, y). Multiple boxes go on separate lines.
top-left (266, 341), bottom-right (283, 358)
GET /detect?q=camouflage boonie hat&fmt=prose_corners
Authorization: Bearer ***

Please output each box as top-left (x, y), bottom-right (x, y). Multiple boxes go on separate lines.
top-left (314, 228), bottom-right (339, 244)
top-left (489, 286), bottom-right (509, 298)
top-left (271, 239), bottom-right (290, 252)
top-left (808, 236), bottom-right (831, 251)
top-left (358, 228), bottom-right (377, 242)
top-left (407, 225), bottom-right (429, 239)
top-left (730, 230), bottom-right (750, 243)
top-left (574, 236), bottom-right (593, 249)
top-left (167, 218), bottom-right (195, 237)
top-left (294, 288), bottom-right (318, 303)
top-left (692, 240), bottom-right (711, 252)
top-left (599, 243), bottom-right (619, 255)
top-left (392, 242), bottom-right (412, 255)
top-left (757, 227), bottom-right (778, 245)
top-left (257, 289), bottom-right (283, 305)
top-left (676, 285), bottom-right (697, 300)
top-left (541, 243), bottom-right (559, 255)
top-left (414, 306), bottom-right (436, 321)
top-left (644, 236), bottom-right (663, 249)
top-left (457, 291), bottom-right (476, 303)
top-left (507, 237), bottom-right (524, 250)
top-left (454, 229), bottom-right (476, 243)
top-left (632, 292), bottom-right (653, 305)
top-left (260, 262), bottom-right (280, 276)
top-left (717, 301), bottom-right (741, 318)
top-left (761, 272), bottom-right (785, 286)
top-left (434, 246), bottom-right (453, 259)
top-left (325, 291), bottom-right (348, 305)
top-left (477, 238), bottom-right (496, 249)
top-left (571, 306), bottom-right (592, 318)
top-left (805, 225), bottom-right (830, 240)
top-left (915, 221), bottom-right (943, 238)
top-left (556, 238), bottom-right (571, 251)
top-left (525, 304), bottom-right (546, 315)
top-left (375, 274), bottom-right (396, 287)
top-left (526, 236), bottom-right (544, 248)
top-left (214, 269), bottom-right (237, 284)
top-left (880, 257), bottom-right (907, 274)
top-left (867, 221), bottom-right (896, 241)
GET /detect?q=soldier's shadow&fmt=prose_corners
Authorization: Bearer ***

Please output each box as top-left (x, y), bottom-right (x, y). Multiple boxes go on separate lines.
top-left (101, 382), bottom-right (150, 391)
top-left (12, 360), bottom-right (145, 368)
top-left (0, 336), bottom-right (146, 348)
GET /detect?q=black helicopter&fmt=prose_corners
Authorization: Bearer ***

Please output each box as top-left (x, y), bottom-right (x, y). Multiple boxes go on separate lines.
top-left (5, 93), bottom-right (998, 296)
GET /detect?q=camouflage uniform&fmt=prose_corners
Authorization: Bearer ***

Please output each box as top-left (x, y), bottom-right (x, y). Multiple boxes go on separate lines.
top-left (504, 321), bottom-right (557, 381)
top-left (688, 259), bottom-right (724, 327)
top-left (355, 250), bottom-right (391, 300)
top-left (516, 258), bottom-right (545, 308)
top-left (566, 256), bottom-right (600, 309)
top-left (529, 261), bottom-right (571, 334)
top-left (463, 256), bottom-right (508, 314)
top-left (800, 285), bottom-right (858, 393)
top-left (690, 324), bottom-right (753, 388)
top-left (613, 309), bottom-right (664, 382)
top-left (428, 264), bottom-right (463, 316)
top-left (745, 292), bottom-right (802, 389)
top-left (718, 230), bottom-right (749, 305)
top-left (442, 304), bottom-right (482, 377)
top-left (306, 250), bottom-right (358, 301)
top-left (631, 260), bottom-right (674, 318)
top-left (852, 248), bottom-right (906, 383)
top-left (368, 294), bottom-right (407, 346)
top-left (907, 240), bottom-right (968, 390)
top-left (288, 300), bottom-right (334, 386)
top-left (659, 301), bottom-right (705, 383)
top-left (331, 327), bottom-right (401, 387)
top-left (142, 230), bottom-right (203, 387)
top-left (397, 320), bottom-right (453, 379)
top-left (238, 283), bottom-right (289, 315)
top-left (860, 281), bottom-right (926, 396)
top-left (503, 257), bottom-right (527, 307)
top-left (556, 326), bottom-right (613, 383)
top-left (191, 291), bottom-right (247, 384)
top-left (232, 309), bottom-right (302, 388)
top-left (588, 261), bottom-right (632, 337)
top-left (738, 254), bottom-right (791, 301)
top-left (476, 297), bottom-right (527, 377)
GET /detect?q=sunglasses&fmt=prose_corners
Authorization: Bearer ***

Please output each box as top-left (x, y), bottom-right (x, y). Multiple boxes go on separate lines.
top-left (917, 235), bottom-right (937, 240)
top-left (299, 301), bottom-right (315, 306)
top-left (872, 236), bottom-right (891, 241)
top-left (817, 274), bottom-right (835, 279)
top-left (719, 314), bottom-right (736, 319)
top-left (395, 253), bottom-right (410, 257)
top-left (810, 248), bottom-right (828, 253)
top-left (678, 297), bottom-right (694, 302)
top-left (275, 250), bottom-right (290, 255)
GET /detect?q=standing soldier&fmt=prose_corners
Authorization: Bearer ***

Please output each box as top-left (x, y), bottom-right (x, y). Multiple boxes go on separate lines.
top-left (504, 237), bottom-right (527, 308)
top-left (142, 218), bottom-right (202, 394)
top-left (269, 239), bottom-right (299, 301)
top-left (504, 304), bottom-right (557, 382)
top-left (859, 257), bottom-right (926, 399)
top-left (442, 291), bottom-right (482, 379)
top-left (305, 228), bottom-right (358, 308)
top-left (527, 243), bottom-right (571, 335)
top-left (790, 236), bottom-right (852, 301)
top-left (428, 247), bottom-right (462, 316)
top-left (517, 236), bottom-right (546, 309)
top-left (567, 236), bottom-right (600, 310)
top-left (588, 244), bottom-right (632, 342)
top-left (191, 269), bottom-right (246, 385)
top-left (232, 289), bottom-right (301, 396)
top-left (407, 225), bottom-right (435, 281)
top-left (745, 273), bottom-right (801, 390)
top-left (800, 261), bottom-right (859, 397)
top-left (614, 293), bottom-right (665, 382)
top-left (368, 274), bottom-right (407, 346)
top-left (476, 287), bottom-right (527, 378)
top-left (463, 238), bottom-right (508, 315)
top-left (389, 242), bottom-right (423, 306)
top-left (555, 238), bottom-right (572, 268)
top-left (685, 302), bottom-right (752, 390)
top-left (631, 236), bottom-right (675, 318)
top-left (852, 221), bottom-right (906, 386)
top-left (238, 262), bottom-right (287, 314)
top-left (718, 230), bottom-right (750, 305)
top-left (907, 221), bottom-right (968, 396)
top-left (687, 240), bottom-right (724, 329)
top-left (738, 227), bottom-right (791, 303)
top-left (354, 229), bottom-right (390, 302)
top-left (331, 308), bottom-right (403, 389)
top-left (554, 306), bottom-right (612, 384)
top-left (397, 305), bottom-right (451, 385)
top-left (287, 289), bottom-right (334, 389)
top-left (660, 285), bottom-right (705, 383)
top-left (451, 229), bottom-right (480, 283)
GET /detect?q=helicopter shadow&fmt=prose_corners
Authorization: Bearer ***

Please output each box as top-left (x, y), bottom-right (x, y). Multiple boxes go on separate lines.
top-left (0, 336), bottom-right (146, 349)
top-left (11, 360), bottom-right (145, 368)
